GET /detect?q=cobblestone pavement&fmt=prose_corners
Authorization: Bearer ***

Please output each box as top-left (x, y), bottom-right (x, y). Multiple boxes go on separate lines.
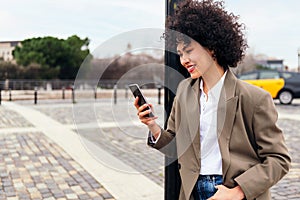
top-left (32, 98), bottom-right (166, 187)
top-left (1, 97), bottom-right (300, 199)
top-left (271, 119), bottom-right (300, 199)
top-left (0, 107), bottom-right (33, 128)
top-left (0, 107), bottom-right (115, 200)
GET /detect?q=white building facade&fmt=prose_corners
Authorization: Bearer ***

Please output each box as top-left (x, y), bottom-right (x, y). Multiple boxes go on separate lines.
top-left (0, 41), bottom-right (20, 61)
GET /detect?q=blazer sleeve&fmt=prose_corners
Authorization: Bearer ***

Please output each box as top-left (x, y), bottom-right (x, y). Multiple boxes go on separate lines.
top-left (234, 92), bottom-right (291, 199)
top-left (147, 96), bottom-right (178, 157)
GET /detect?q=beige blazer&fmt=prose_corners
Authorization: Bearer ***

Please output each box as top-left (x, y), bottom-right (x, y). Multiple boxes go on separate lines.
top-left (150, 70), bottom-right (291, 200)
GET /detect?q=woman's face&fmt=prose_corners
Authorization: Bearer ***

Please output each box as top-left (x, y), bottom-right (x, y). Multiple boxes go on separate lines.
top-left (177, 40), bottom-right (215, 79)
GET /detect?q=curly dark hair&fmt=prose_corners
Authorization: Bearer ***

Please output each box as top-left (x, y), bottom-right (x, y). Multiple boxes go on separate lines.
top-left (165, 0), bottom-right (248, 69)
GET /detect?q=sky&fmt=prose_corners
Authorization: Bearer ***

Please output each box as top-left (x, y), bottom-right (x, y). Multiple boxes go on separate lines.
top-left (0, 0), bottom-right (299, 69)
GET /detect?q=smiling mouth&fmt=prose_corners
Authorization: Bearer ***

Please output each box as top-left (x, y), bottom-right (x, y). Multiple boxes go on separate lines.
top-left (187, 65), bottom-right (195, 73)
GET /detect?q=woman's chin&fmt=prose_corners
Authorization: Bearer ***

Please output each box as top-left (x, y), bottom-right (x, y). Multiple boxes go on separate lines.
top-left (190, 73), bottom-right (201, 79)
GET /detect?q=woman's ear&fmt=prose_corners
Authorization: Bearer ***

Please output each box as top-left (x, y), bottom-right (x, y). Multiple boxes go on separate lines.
top-left (209, 50), bottom-right (216, 61)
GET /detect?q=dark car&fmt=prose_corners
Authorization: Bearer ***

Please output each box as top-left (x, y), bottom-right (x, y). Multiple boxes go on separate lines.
top-left (238, 70), bottom-right (300, 104)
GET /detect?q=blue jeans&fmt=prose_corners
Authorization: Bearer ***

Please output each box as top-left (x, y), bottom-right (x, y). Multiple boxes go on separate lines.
top-left (193, 175), bottom-right (223, 200)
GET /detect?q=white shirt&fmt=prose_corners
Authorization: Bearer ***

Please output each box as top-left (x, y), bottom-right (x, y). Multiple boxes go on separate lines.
top-left (199, 71), bottom-right (227, 175)
top-left (150, 71), bottom-right (227, 175)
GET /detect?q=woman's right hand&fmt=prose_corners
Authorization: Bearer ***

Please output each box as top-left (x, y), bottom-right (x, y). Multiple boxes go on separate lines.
top-left (134, 97), bottom-right (161, 140)
top-left (134, 97), bottom-right (158, 126)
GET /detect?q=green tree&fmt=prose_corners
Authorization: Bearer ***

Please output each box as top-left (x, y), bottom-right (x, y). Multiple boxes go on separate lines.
top-left (13, 35), bottom-right (92, 79)
top-left (60, 35), bottom-right (92, 79)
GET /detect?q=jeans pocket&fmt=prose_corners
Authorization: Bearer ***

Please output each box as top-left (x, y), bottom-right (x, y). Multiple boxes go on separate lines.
top-left (213, 175), bottom-right (223, 186)
top-left (196, 175), bottom-right (223, 200)
top-left (202, 178), bottom-right (216, 194)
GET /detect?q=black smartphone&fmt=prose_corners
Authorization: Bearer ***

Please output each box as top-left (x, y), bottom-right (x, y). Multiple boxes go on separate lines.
top-left (128, 84), bottom-right (154, 117)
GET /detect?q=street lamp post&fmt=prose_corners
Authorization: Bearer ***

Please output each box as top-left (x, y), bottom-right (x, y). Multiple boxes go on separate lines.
top-left (164, 0), bottom-right (189, 199)
top-left (298, 48), bottom-right (300, 72)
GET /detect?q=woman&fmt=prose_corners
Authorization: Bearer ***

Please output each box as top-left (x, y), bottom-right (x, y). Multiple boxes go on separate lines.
top-left (134, 0), bottom-right (290, 199)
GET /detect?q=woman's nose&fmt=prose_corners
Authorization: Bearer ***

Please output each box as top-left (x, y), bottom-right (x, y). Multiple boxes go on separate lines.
top-left (180, 55), bottom-right (190, 65)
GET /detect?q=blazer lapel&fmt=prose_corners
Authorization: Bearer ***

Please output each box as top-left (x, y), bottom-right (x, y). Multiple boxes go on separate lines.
top-left (217, 70), bottom-right (238, 177)
top-left (187, 78), bottom-right (201, 163)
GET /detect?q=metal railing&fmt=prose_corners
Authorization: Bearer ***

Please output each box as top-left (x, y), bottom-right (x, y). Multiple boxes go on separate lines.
top-left (0, 79), bottom-right (163, 90)
top-left (0, 79), bottom-right (164, 105)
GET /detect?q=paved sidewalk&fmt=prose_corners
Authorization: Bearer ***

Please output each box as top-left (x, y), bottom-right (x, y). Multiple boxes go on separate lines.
top-left (1, 101), bottom-right (163, 200)
top-left (0, 132), bottom-right (113, 200)
top-left (0, 105), bottom-right (115, 200)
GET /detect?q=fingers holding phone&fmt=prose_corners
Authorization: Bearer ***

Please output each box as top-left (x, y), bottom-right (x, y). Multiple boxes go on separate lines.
top-left (130, 83), bottom-right (154, 115)
top-left (134, 97), bottom-right (157, 126)
top-left (130, 85), bottom-right (161, 138)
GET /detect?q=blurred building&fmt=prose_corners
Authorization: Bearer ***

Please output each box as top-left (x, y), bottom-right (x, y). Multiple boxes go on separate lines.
top-left (255, 58), bottom-right (284, 71)
top-left (0, 41), bottom-right (20, 62)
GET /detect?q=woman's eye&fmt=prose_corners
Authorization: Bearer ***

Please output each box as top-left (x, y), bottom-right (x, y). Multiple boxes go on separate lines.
top-left (186, 49), bottom-right (193, 54)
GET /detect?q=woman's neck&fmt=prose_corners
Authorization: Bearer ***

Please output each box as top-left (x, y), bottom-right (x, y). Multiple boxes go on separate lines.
top-left (202, 65), bottom-right (225, 95)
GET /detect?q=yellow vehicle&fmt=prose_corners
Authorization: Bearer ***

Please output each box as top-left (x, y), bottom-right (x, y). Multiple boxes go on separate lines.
top-left (242, 78), bottom-right (284, 98)
top-left (238, 70), bottom-right (300, 104)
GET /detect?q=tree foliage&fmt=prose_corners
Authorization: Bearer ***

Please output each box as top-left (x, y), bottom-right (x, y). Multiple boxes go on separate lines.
top-left (13, 35), bottom-right (92, 79)
top-left (233, 53), bottom-right (257, 75)
top-left (0, 61), bottom-right (58, 80)
top-left (0, 61), bottom-right (23, 79)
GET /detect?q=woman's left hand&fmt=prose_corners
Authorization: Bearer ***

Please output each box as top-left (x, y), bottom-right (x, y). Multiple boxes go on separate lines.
top-left (207, 185), bottom-right (245, 200)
